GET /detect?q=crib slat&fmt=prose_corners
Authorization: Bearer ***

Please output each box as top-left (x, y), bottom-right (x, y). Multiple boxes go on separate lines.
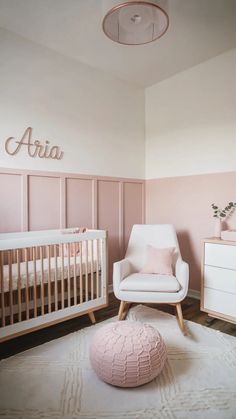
top-left (32, 247), bottom-right (37, 318)
top-left (85, 240), bottom-right (88, 302)
top-left (17, 249), bottom-right (22, 322)
top-left (25, 248), bottom-right (29, 320)
top-left (79, 241), bottom-right (83, 304)
top-left (67, 243), bottom-right (71, 307)
top-left (54, 244), bottom-right (58, 311)
top-left (47, 245), bottom-right (51, 313)
top-left (29, 248), bottom-right (33, 263)
top-left (96, 239), bottom-right (100, 298)
top-left (12, 249), bottom-right (16, 264)
top-left (0, 252), bottom-right (5, 327)
top-left (73, 243), bottom-right (77, 306)
top-left (91, 240), bottom-right (94, 300)
top-left (8, 251), bottom-right (14, 324)
top-left (61, 244), bottom-right (65, 309)
top-left (40, 246), bottom-right (44, 316)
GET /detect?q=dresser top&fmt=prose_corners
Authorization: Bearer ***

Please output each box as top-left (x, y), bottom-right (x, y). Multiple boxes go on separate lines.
top-left (204, 237), bottom-right (236, 246)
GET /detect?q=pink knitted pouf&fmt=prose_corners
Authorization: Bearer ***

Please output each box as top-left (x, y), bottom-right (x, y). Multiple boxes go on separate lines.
top-left (90, 321), bottom-right (167, 388)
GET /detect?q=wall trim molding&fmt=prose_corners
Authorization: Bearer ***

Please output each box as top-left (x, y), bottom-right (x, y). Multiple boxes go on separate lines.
top-left (0, 167), bottom-right (144, 183)
top-left (108, 284), bottom-right (113, 294)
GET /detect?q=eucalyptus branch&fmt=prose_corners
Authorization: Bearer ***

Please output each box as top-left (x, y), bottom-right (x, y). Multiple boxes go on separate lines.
top-left (211, 202), bottom-right (236, 220)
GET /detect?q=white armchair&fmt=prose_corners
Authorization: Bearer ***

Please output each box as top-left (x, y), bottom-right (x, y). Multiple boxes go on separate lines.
top-left (113, 224), bottom-right (189, 334)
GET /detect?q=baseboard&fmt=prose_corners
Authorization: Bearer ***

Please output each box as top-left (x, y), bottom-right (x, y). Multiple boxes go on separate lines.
top-left (108, 284), bottom-right (113, 294)
top-left (187, 289), bottom-right (200, 300)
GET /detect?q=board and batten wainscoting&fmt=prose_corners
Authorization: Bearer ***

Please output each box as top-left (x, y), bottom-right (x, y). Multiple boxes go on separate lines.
top-left (0, 168), bottom-right (145, 283)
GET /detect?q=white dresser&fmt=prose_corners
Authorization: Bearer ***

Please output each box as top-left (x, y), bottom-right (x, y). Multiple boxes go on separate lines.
top-left (201, 238), bottom-right (236, 324)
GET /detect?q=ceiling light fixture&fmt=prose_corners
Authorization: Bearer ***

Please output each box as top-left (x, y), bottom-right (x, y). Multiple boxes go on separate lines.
top-left (102, 0), bottom-right (169, 45)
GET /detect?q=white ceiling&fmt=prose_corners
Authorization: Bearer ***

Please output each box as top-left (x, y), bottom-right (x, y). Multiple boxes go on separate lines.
top-left (0, 0), bottom-right (236, 87)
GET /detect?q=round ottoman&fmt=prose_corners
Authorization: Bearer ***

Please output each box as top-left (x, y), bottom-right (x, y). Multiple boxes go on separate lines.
top-left (90, 321), bottom-right (167, 387)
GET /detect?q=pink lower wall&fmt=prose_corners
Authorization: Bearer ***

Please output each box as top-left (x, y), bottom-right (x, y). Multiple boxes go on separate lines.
top-left (0, 168), bottom-right (145, 283)
top-left (146, 171), bottom-right (236, 291)
top-left (2, 167), bottom-right (235, 292)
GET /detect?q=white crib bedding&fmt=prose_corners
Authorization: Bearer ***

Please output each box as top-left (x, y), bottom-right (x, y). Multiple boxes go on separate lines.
top-left (2, 255), bottom-right (100, 292)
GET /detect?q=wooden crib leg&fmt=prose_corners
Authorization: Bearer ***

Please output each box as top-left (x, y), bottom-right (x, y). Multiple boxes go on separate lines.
top-left (88, 311), bottom-right (96, 324)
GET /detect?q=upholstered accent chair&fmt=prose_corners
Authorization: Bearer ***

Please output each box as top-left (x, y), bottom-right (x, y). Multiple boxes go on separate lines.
top-left (113, 224), bottom-right (189, 334)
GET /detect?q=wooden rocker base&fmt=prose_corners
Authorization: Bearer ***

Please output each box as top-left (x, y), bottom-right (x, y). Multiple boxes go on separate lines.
top-left (118, 301), bottom-right (186, 335)
top-left (88, 311), bottom-right (96, 324)
top-left (175, 303), bottom-right (186, 335)
top-left (118, 301), bottom-right (131, 321)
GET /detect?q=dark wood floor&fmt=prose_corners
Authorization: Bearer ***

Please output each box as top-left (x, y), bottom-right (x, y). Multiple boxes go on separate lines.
top-left (1, 294), bottom-right (236, 360)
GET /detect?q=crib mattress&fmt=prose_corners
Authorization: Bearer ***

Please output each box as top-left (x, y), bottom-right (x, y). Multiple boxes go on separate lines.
top-left (2, 255), bottom-right (100, 292)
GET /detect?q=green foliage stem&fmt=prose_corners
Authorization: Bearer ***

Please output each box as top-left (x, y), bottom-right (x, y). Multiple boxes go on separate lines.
top-left (211, 202), bottom-right (236, 220)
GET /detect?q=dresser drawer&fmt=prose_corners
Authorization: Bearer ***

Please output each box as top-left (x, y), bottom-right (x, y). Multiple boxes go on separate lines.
top-left (204, 287), bottom-right (236, 318)
top-left (204, 265), bottom-right (236, 294)
top-left (205, 243), bottom-right (236, 270)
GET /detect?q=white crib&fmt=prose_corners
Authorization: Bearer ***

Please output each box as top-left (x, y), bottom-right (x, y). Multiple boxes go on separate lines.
top-left (0, 228), bottom-right (108, 342)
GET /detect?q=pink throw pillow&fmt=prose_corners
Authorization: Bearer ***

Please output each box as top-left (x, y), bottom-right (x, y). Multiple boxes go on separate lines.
top-left (141, 245), bottom-right (174, 275)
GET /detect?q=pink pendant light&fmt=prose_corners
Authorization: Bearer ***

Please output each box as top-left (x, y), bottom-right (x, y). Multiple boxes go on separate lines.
top-left (102, 0), bottom-right (169, 45)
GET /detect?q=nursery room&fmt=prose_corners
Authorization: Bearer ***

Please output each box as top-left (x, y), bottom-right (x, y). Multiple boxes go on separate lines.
top-left (0, 0), bottom-right (236, 417)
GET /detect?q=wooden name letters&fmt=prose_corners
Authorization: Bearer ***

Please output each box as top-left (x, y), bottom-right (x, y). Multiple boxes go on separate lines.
top-left (5, 127), bottom-right (64, 160)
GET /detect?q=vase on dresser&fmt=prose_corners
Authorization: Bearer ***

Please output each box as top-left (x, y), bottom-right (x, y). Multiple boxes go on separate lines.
top-left (214, 218), bottom-right (222, 238)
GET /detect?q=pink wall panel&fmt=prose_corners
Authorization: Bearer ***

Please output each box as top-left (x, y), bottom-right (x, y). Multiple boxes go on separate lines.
top-left (97, 180), bottom-right (120, 280)
top-left (0, 173), bottom-right (22, 233)
top-left (28, 175), bottom-right (61, 231)
top-left (0, 168), bottom-right (145, 284)
top-left (124, 182), bottom-right (144, 252)
top-left (66, 178), bottom-right (93, 228)
top-left (146, 171), bottom-right (236, 292)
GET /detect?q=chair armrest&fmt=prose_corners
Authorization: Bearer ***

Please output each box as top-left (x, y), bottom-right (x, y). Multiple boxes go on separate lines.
top-left (175, 259), bottom-right (189, 295)
top-left (113, 258), bottom-right (132, 294)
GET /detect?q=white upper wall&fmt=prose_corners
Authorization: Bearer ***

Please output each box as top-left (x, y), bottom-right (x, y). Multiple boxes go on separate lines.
top-left (145, 48), bottom-right (236, 179)
top-left (1, 28), bottom-right (236, 181)
top-left (0, 28), bottom-right (145, 179)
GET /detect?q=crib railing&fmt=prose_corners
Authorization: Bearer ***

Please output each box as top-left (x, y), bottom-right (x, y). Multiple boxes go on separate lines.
top-left (0, 229), bottom-right (108, 342)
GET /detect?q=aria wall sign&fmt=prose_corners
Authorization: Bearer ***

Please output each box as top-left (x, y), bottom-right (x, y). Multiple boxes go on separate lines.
top-left (5, 127), bottom-right (64, 160)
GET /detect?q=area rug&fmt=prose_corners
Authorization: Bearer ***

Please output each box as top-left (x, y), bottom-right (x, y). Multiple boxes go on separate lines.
top-left (0, 305), bottom-right (236, 419)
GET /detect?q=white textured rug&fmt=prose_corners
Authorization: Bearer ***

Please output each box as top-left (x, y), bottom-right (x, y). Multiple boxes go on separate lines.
top-left (0, 305), bottom-right (236, 419)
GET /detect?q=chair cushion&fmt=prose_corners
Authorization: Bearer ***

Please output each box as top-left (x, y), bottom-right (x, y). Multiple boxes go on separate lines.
top-left (141, 245), bottom-right (174, 275)
top-left (120, 273), bottom-right (181, 293)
